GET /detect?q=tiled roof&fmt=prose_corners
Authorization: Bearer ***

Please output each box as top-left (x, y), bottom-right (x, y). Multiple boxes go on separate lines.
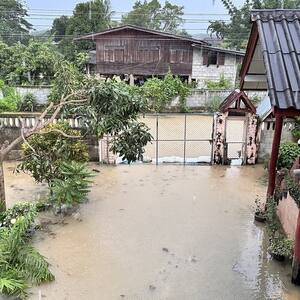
top-left (252, 9), bottom-right (300, 109)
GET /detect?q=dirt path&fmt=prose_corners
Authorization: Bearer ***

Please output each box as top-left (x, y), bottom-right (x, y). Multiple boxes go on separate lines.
top-left (4, 162), bottom-right (300, 300)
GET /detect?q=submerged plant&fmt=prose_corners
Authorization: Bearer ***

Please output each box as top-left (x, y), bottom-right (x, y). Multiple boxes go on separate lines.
top-left (50, 161), bottom-right (93, 208)
top-left (0, 204), bottom-right (54, 299)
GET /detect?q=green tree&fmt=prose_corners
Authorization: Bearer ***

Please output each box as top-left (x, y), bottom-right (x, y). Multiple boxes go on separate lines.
top-left (0, 0), bottom-right (32, 45)
top-left (51, 0), bottom-right (113, 61)
top-left (17, 123), bottom-right (89, 185)
top-left (0, 62), bottom-right (152, 209)
top-left (0, 40), bottom-right (62, 85)
top-left (208, 0), bottom-right (300, 50)
top-left (121, 0), bottom-right (185, 33)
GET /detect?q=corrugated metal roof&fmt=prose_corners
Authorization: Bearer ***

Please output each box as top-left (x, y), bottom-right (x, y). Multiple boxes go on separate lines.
top-left (192, 44), bottom-right (245, 56)
top-left (251, 9), bottom-right (300, 110)
top-left (74, 24), bottom-right (207, 45)
top-left (256, 95), bottom-right (272, 121)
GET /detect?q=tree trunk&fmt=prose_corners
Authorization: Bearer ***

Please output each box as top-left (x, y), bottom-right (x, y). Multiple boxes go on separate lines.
top-left (0, 157), bottom-right (6, 211)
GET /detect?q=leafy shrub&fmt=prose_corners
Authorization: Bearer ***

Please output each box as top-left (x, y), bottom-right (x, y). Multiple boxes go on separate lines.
top-left (17, 122), bottom-right (89, 185)
top-left (286, 176), bottom-right (300, 208)
top-left (19, 93), bottom-right (38, 112)
top-left (277, 142), bottom-right (300, 170)
top-left (269, 236), bottom-right (294, 259)
top-left (205, 73), bottom-right (232, 90)
top-left (0, 80), bottom-right (21, 112)
top-left (110, 122), bottom-right (152, 163)
top-left (204, 96), bottom-right (222, 113)
top-left (0, 204), bottom-right (54, 299)
top-left (0, 203), bottom-right (34, 229)
top-left (50, 161), bottom-right (92, 208)
top-left (142, 72), bottom-right (191, 112)
top-left (292, 118), bottom-right (300, 141)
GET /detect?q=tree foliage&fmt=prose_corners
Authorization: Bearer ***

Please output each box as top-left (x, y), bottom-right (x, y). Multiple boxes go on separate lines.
top-left (121, 0), bottom-right (185, 33)
top-left (51, 0), bottom-right (113, 61)
top-left (142, 73), bottom-right (191, 112)
top-left (0, 40), bottom-right (62, 85)
top-left (208, 0), bottom-right (300, 50)
top-left (0, 0), bottom-right (32, 45)
top-left (17, 123), bottom-right (89, 185)
top-left (277, 142), bottom-right (300, 170)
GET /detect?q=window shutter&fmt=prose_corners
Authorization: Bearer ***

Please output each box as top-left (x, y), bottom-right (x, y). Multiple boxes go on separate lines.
top-left (218, 52), bottom-right (225, 65)
top-left (170, 49), bottom-right (177, 63)
top-left (202, 49), bottom-right (208, 66)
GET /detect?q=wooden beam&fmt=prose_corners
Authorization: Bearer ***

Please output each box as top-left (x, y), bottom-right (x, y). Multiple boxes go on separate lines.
top-left (240, 23), bottom-right (259, 89)
top-left (267, 113), bottom-right (283, 196)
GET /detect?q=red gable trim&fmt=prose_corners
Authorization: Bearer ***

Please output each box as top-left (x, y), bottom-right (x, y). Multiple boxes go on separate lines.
top-left (239, 23), bottom-right (259, 90)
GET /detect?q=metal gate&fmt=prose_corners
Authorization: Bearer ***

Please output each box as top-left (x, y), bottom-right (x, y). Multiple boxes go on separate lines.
top-left (225, 117), bottom-right (247, 164)
top-left (141, 113), bottom-right (214, 164)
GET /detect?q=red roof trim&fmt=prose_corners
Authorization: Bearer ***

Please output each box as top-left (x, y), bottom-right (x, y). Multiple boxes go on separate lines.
top-left (239, 23), bottom-right (259, 90)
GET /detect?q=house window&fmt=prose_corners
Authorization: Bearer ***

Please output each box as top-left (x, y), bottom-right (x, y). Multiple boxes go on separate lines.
top-left (114, 49), bottom-right (124, 62)
top-left (104, 49), bottom-right (114, 62)
top-left (208, 51), bottom-right (217, 65)
top-left (203, 50), bottom-right (226, 66)
top-left (138, 47), bottom-right (160, 63)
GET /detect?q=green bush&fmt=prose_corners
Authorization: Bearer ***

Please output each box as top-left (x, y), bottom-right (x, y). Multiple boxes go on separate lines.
top-left (269, 236), bottom-right (294, 259)
top-left (19, 93), bottom-right (38, 112)
top-left (50, 161), bottom-right (92, 208)
top-left (0, 80), bottom-right (21, 113)
top-left (17, 122), bottom-right (89, 185)
top-left (204, 96), bottom-right (222, 113)
top-left (0, 204), bottom-right (54, 299)
top-left (277, 142), bottom-right (300, 170)
top-left (0, 203), bottom-right (33, 229)
top-left (205, 73), bottom-right (232, 90)
top-left (292, 118), bottom-right (300, 141)
top-left (142, 72), bottom-right (191, 112)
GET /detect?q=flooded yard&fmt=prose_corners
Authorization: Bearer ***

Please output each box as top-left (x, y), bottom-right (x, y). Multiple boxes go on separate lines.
top-left (4, 162), bottom-right (300, 300)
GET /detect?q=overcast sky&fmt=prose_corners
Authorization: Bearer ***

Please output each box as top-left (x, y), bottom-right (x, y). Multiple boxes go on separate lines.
top-left (25, 0), bottom-right (245, 34)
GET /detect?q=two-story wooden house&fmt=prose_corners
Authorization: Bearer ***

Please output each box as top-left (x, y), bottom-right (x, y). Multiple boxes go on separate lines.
top-left (76, 25), bottom-right (245, 87)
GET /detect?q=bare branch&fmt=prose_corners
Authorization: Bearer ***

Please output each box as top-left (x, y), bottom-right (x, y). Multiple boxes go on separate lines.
top-left (19, 117), bottom-right (36, 154)
top-left (36, 129), bottom-right (82, 139)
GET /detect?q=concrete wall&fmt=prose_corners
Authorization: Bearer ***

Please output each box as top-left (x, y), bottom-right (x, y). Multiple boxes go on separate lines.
top-left (258, 119), bottom-right (295, 161)
top-left (277, 193), bottom-right (299, 238)
top-left (171, 89), bottom-right (267, 109)
top-left (15, 86), bottom-right (51, 104)
top-left (192, 48), bottom-right (239, 88)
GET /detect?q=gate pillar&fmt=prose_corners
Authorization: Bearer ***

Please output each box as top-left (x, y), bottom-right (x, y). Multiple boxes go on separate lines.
top-left (213, 112), bottom-right (227, 164)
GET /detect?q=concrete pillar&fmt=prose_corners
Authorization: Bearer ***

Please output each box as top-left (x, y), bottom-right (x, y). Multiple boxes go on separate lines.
top-left (292, 210), bottom-right (300, 285)
top-left (213, 113), bottom-right (226, 164)
top-left (129, 74), bottom-right (134, 86)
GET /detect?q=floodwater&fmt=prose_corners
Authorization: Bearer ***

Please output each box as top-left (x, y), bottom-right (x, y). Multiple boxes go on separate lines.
top-left (3, 162), bottom-right (300, 300)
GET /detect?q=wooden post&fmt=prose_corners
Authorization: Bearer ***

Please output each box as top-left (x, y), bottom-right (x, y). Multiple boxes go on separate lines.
top-left (267, 114), bottom-right (283, 196)
top-left (292, 210), bottom-right (300, 285)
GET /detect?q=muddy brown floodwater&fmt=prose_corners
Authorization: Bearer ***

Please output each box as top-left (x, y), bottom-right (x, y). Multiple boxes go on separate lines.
top-left (4, 162), bottom-right (300, 300)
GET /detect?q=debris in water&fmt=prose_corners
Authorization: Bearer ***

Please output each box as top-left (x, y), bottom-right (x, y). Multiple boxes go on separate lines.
top-left (162, 247), bottom-right (169, 253)
top-left (149, 285), bottom-right (156, 291)
top-left (72, 212), bottom-right (82, 222)
top-left (92, 168), bottom-right (101, 173)
top-left (120, 295), bottom-right (125, 298)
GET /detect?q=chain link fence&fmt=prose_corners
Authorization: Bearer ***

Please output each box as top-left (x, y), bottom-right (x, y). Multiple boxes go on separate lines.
top-left (141, 113), bottom-right (214, 164)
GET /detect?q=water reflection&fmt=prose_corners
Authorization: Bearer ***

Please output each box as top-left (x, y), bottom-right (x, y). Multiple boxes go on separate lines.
top-left (234, 220), bottom-right (300, 300)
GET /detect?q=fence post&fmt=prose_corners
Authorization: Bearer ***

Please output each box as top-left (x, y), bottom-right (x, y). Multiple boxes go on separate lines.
top-left (156, 114), bottom-right (158, 166)
top-left (183, 114), bottom-right (187, 165)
